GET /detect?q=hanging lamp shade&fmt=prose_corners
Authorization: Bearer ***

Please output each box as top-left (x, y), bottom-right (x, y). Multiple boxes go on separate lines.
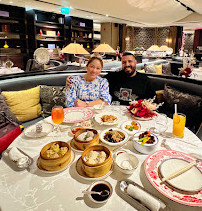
top-left (159, 45), bottom-right (170, 51)
top-left (147, 45), bottom-right (160, 51)
top-left (60, 43), bottom-right (89, 54)
top-left (93, 43), bottom-right (116, 53)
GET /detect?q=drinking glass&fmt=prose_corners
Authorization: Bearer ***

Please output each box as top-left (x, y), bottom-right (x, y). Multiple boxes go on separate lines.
top-left (51, 106), bottom-right (64, 135)
top-left (111, 101), bottom-right (121, 112)
top-left (150, 113), bottom-right (168, 135)
top-left (173, 113), bottom-right (186, 138)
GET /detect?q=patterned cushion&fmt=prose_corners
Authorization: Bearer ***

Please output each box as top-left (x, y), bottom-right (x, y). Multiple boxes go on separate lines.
top-left (40, 85), bottom-right (66, 117)
top-left (155, 64), bottom-right (162, 74)
top-left (162, 63), bottom-right (172, 75)
top-left (163, 84), bottom-right (202, 129)
top-left (0, 94), bottom-right (19, 123)
top-left (144, 64), bottom-right (156, 73)
top-left (2, 87), bottom-right (41, 122)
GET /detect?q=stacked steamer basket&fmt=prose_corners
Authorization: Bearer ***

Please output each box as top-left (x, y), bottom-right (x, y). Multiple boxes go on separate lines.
top-left (38, 141), bottom-right (71, 171)
top-left (81, 145), bottom-right (113, 178)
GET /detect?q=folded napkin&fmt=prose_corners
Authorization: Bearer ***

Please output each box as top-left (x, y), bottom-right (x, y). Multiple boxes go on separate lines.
top-left (8, 147), bottom-right (30, 168)
top-left (162, 139), bottom-right (202, 159)
top-left (127, 184), bottom-right (165, 211)
top-left (8, 147), bottom-right (26, 161)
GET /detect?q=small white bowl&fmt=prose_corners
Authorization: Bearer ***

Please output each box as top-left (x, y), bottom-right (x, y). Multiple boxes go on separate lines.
top-left (115, 151), bottom-right (139, 174)
top-left (93, 104), bottom-right (105, 113)
top-left (87, 180), bottom-right (113, 203)
top-left (132, 131), bottom-right (159, 154)
top-left (100, 128), bottom-right (129, 146)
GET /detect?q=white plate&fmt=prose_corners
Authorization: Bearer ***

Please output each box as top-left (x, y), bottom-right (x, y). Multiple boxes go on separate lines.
top-left (69, 139), bottom-right (83, 153)
top-left (159, 158), bottom-right (202, 192)
top-left (63, 107), bottom-right (94, 123)
top-left (94, 112), bottom-right (120, 125)
top-left (75, 157), bottom-right (113, 181)
top-left (24, 122), bottom-right (53, 138)
top-left (100, 128), bottom-right (129, 146)
top-left (121, 121), bottom-right (141, 136)
top-left (37, 150), bottom-right (75, 174)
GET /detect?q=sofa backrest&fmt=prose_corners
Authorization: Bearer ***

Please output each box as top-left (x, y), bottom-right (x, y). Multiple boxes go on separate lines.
top-left (0, 71), bottom-right (201, 98)
top-left (145, 73), bottom-right (202, 97)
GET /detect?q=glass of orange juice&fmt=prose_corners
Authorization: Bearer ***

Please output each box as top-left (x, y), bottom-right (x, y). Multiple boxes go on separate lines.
top-left (172, 113), bottom-right (186, 138)
top-left (51, 106), bottom-right (64, 135)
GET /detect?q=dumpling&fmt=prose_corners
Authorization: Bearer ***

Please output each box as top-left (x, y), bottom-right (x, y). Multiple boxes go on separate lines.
top-left (85, 150), bottom-right (99, 160)
top-left (86, 158), bottom-right (97, 165)
top-left (86, 131), bottom-right (94, 138)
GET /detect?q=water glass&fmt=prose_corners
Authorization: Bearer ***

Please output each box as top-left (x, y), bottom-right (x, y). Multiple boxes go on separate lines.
top-left (111, 101), bottom-right (120, 112)
top-left (153, 113), bottom-right (168, 134)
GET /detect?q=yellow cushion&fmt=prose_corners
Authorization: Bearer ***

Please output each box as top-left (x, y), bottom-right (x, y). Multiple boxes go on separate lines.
top-left (138, 69), bottom-right (145, 73)
top-left (155, 64), bottom-right (162, 74)
top-left (2, 86), bottom-right (42, 122)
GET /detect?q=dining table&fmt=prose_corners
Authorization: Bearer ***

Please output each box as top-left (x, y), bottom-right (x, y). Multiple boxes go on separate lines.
top-left (0, 105), bottom-right (201, 211)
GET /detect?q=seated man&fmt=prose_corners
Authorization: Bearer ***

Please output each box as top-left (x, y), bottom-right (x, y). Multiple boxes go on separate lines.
top-left (66, 52), bottom-right (156, 105)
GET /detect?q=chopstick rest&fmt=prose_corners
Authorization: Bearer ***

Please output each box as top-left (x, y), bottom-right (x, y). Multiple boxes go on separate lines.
top-left (161, 160), bottom-right (197, 183)
top-left (127, 184), bottom-right (166, 211)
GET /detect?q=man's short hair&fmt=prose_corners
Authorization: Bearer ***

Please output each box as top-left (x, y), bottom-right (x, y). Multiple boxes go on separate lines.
top-left (122, 52), bottom-right (136, 59)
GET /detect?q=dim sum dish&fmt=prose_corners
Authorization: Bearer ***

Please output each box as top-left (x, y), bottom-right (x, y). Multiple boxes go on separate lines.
top-left (74, 129), bottom-right (99, 150)
top-left (100, 128), bottom-right (129, 146)
top-left (37, 141), bottom-right (71, 171)
top-left (80, 145), bottom-right (113, 178)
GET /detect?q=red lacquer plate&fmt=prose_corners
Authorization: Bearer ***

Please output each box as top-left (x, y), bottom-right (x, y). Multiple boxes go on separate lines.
top-left (144, 150), bottom-right (202, 207)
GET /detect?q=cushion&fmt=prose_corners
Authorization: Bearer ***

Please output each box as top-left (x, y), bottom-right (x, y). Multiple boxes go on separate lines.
top-left (162, 84), bottom-right (202, 130)
top-left (40, 85), bottom-right (66, 117)
top-left (162, 63), bottom-right (172, 75)
top-left (144, 64), bottom-right (156, 73)
top-left (138, 69), bottom-right (145, 73)
top-left (155, 90), bottom-right (164, 103)
top-left (0, 94), bottom-right (19, 123)
top-left (1, 86), bottom-right (42, 122)
top-left (155, 64), bottom-right (162, 74)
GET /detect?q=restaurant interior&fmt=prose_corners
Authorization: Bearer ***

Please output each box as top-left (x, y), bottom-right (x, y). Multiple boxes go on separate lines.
top-left (0, 0), bottom-right (202, 211)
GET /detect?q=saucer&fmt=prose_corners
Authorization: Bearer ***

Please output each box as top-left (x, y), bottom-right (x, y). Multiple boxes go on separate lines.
top-left (75, 157), bottom-right (113, 181)
top-left (37, 150), bottom-right (75, 174)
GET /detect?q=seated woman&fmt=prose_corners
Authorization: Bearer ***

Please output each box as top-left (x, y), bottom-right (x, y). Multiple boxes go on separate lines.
top-left (66, 57), bottom-right (111, 107)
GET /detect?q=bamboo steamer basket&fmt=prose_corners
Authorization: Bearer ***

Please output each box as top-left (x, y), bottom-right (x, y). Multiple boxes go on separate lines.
top-left (39, 141), bottom-right (71, 171)
top-left (81, 145), bottom-right (113, 178)
top-left (74, 129), bottom-right (99, 150)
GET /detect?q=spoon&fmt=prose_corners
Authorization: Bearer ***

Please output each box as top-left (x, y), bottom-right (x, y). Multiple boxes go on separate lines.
top-left (82, 190), bottom-right (110, 197)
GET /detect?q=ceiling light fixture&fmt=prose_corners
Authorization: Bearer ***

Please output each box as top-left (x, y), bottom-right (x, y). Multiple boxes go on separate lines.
top-left (175, 0), bottom-right (195, 12)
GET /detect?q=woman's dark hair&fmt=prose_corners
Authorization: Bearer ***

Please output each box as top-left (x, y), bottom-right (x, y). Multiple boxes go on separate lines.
top-left (87, 57), bottom-right (103, 68)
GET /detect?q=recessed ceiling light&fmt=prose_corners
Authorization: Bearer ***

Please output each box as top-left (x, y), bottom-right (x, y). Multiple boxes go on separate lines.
top-left (106, 14), bottom-right (109, 17)
top-left (9, 1), bottom-right (13, 4)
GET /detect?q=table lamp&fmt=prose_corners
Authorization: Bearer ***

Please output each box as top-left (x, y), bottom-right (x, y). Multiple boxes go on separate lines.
top-left (147, 45), bottom-right (160, 52)
top-left (93, 43), bottom-right (116, 56)
top-left (60, 42), bottom-right (90, 65)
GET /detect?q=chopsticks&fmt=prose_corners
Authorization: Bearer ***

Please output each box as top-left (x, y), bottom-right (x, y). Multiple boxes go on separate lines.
top-left (161, 160), bottom-right (197, 183)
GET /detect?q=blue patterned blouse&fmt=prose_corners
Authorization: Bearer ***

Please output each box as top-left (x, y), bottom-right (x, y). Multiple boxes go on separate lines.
top-left (65, 75), bottom-right (112, 107)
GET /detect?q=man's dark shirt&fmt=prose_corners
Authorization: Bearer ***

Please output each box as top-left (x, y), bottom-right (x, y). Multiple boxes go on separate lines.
top-left (104, 70), bottom-right (156, 105)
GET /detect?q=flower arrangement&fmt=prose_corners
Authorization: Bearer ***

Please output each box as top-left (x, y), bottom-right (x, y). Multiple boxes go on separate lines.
top-left (127, 98), bottom-right (162, 119)
top-left (179, 52), bottom-right (196, 78)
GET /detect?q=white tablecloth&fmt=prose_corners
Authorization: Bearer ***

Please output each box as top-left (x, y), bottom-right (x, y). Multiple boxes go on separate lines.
top-left (0, 106), bottom-right (201, 211)
top-left (189, 68), bottom-right (202, 81)
top-left (0, 67), bottom-right (24, 75)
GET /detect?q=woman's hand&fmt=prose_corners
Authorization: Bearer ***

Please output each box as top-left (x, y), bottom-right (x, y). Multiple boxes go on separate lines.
top-left (66, 76), bottom-right (73, 88)
top-left (75, 99), bottom-right (87, 107)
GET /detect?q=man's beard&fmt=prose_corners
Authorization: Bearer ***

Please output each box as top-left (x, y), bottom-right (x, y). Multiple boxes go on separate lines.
top-left (123, 66), bottom-right (136, 77)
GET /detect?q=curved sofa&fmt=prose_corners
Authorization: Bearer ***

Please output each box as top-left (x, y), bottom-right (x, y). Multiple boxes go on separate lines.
top-left (0, 70), bottom-right (201, 134)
